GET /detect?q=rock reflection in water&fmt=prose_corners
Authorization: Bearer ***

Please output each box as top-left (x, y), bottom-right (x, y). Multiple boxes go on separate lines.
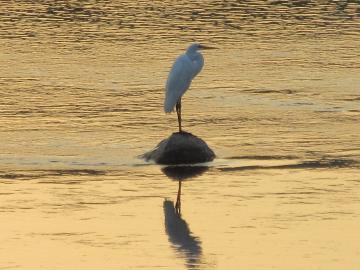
top-left (161, 165), bottom-right (209, 181)
top-left (162, 165), bottom-right (209, 214)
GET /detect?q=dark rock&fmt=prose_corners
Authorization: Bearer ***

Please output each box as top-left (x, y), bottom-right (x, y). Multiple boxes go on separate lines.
top-left (142, 132), bottom-right (215, 165)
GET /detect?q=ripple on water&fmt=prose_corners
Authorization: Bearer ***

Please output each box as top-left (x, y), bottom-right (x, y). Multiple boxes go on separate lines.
top-left (217, 157), bottom-right (359, 172)
top-left (0, 1), bottom-right (359, 44)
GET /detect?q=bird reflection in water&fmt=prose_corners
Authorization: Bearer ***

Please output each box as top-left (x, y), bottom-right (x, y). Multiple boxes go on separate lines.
top-left (162, 165), bottom-right (209, 269)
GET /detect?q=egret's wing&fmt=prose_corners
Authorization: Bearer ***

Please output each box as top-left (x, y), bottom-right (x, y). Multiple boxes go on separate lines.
top-left (164, 55), bottom-right (193, 113)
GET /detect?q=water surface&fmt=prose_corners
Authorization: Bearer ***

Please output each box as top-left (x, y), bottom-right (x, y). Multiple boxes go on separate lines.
top-left (1, 1), bottom-right (360, 269)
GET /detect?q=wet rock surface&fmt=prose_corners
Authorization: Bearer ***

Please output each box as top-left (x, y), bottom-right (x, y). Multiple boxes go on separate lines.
top-left (143, 132), bottom-right (215, 165)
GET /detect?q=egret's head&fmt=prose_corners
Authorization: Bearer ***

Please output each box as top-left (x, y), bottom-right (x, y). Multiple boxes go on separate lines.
top-left (187, 43), bottom-right (216, 54)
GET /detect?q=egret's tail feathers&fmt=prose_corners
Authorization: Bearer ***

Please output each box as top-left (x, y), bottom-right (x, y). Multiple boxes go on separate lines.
top-left (164, 96), bottom-right (176, 113)
top-left (164, 102), bottom-right (175, 113)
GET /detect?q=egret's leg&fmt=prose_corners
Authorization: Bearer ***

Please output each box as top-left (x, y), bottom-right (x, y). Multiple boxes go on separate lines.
top-left (175, 180), bottom-right (182, 215)
top-left (176, 100), bottom-right (182, 132)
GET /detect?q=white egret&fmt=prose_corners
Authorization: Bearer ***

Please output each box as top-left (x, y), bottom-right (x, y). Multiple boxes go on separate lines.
top-left (164, 43), bottom-right (215, 132)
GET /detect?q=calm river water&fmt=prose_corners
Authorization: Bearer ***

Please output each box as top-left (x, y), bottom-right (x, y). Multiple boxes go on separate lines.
top-left (1, 1), bottom-right (360, 269)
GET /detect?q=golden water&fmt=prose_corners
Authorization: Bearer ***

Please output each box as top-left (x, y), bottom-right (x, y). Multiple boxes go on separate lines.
top-left (1, 1), bottom-right (360, 269)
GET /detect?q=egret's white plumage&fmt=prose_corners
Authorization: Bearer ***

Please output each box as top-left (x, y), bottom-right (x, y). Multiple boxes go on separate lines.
top-left (164, 43), bottom-right (214, 132)
top-left (164, 43), bottom-right (205, 113)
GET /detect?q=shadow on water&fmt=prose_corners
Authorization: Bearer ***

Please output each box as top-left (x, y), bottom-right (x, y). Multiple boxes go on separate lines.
top-left (162, 166), bottom-right (209, 269)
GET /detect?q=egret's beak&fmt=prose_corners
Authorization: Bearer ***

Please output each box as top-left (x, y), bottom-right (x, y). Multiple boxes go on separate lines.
top-left (199, 45), bottom-right (217, 50)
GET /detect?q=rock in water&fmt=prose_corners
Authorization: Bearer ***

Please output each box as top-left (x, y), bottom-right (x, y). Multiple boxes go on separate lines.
top-left (143, 132), bottom-right (215, 165)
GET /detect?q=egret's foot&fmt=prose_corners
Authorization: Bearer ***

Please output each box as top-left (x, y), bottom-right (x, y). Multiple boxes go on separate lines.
top-left (176, 100), bottom-right (182, 133)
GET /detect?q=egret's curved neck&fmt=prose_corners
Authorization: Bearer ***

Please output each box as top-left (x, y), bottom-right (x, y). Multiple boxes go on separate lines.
top-left (186, 48), bottom-right (201, 61)
top-left (186, 50), bottom-right (204, 77)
